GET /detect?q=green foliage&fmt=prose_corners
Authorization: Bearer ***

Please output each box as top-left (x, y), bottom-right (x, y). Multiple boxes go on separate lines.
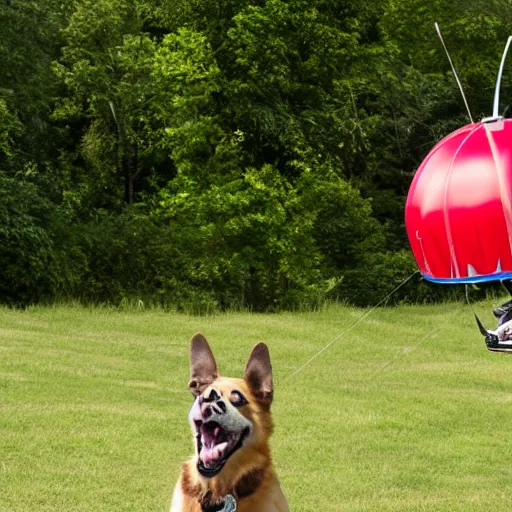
top-left (54, 0), bottom-right (160, 208)
top-left (0, 100), bottom-right (22, 162)
top-left (0, 0), bottom-right (71, 176)
top-left (333, 250), bottom-right (418, 306)
top-left (152, 28), bottom-right (223, 178)
top-left (381, 0), bottom-right (512, 119)
top-left (3, 0), bottom-right (512, 309)
top-left (0, 174), bottom-right (59, 304)
top-left (157, 164), bottom-right (324, 310)
top-left (150, 20), bottom-right (392, 310)
top-left (69, 211), bottom-right (176, 304)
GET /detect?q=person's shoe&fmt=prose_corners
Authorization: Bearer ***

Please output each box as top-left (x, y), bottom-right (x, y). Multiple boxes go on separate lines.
top-left (493, 299), bottom-right (512, 319)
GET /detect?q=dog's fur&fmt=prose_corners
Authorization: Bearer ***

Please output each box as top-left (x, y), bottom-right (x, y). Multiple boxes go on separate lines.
top-left (170, 334), bottom-right (289, 512)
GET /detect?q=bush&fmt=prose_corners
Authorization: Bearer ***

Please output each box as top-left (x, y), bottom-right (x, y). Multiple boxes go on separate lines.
top-left (333, 250), bottom-right (467, 307)
top-left (156, 164), bottom-right (326, 311)
top-left (62, 211), bottom-right (175, 304)
top-left (151, 160), bottom-right (398, 311)
top-left (0, 174), bottom-right (60, 304)
top-left (0, 174), bottom-right (468, 311)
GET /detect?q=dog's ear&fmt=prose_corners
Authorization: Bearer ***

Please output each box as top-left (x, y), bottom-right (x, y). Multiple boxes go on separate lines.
top-left (189, 333), bottom-right (219, 396)
top-left (244, 343), bottom-right (273, 407)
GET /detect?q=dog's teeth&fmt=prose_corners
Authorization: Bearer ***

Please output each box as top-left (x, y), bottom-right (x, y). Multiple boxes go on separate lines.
top-left (216, 441), bottom-right (228, 453)
top-left (213, 443), bottom-right (225, 459)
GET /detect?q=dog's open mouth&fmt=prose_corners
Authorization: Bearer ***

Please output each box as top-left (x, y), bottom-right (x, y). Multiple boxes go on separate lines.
top-left (196, 421), bottom-right (250, 477)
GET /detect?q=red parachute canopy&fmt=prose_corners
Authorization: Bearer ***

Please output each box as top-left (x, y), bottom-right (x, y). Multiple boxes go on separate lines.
top-left (405, 24), bottom-right (512, 353)
top-left (405, 118), bottom-right (512, 284)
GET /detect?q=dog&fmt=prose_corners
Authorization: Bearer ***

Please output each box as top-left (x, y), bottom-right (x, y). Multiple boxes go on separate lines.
top-left (170, 333), bottom-right (289, 512)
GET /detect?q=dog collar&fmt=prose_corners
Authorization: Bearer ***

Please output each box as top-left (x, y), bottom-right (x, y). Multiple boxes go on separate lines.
top-left (186, 467), bottom-right (266, 511)
top-left (202, 494), bottom-right (236, 512)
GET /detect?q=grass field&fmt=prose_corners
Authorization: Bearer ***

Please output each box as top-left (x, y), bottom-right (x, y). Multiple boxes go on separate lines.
top-left (2, 301), bottom-right (512, 511)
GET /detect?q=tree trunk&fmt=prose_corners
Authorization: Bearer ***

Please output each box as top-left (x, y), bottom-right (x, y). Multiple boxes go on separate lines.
top-left (126, 158), bottom-right (134, 205)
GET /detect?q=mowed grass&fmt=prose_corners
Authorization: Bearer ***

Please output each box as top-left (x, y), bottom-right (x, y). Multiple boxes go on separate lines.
top-left (1, 302), bottom-right (512, 511)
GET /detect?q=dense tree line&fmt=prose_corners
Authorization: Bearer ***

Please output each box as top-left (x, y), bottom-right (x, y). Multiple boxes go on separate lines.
top-left (1, 0), bottom-right (511, 310)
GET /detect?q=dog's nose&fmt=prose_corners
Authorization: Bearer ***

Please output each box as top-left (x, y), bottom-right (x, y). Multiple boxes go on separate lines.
top-left (204, 388), bottom-right (220, 403)
top-left (216, 401), bottom-right (227, 414)
top-left (200, 399), bottom-right (227, 419)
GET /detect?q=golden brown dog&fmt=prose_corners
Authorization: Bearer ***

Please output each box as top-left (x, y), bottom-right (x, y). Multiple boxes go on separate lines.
top-left (170, 333), bottom-right (289, 512)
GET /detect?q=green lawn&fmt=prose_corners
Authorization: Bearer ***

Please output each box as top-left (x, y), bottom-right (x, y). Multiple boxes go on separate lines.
top-left (1, 302), bottom-right (512, 511)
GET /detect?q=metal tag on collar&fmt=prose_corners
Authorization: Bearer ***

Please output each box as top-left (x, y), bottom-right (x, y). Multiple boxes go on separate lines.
top-left (220, 495), bottom-right (236, 512)
top-left (202, 495), bottom-right (237, 512)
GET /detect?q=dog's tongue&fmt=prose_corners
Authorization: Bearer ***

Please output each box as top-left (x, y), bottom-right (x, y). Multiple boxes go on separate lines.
top-left (202, 424), bottom-right (224, 447)
top-left (200, 441), bottom-right (229, 468)
top-left (200, 423), bottom-right (229, 468)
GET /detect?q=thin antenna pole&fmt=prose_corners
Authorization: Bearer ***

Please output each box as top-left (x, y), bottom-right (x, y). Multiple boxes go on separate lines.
top-left (493, 36), bottom-right (512, 119)
top-left (435, 22), bottom-right (474, 124)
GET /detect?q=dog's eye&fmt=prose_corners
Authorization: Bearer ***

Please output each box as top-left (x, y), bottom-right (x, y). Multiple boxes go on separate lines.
top-left (230, 390), bottom-right (248, 408)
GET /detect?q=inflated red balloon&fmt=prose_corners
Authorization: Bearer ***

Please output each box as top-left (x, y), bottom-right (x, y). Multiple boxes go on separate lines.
top-left (405, 118), bottom-right (512, 283)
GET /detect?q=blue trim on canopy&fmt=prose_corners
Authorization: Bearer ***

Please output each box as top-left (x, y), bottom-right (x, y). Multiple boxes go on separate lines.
top-left (422, 272), bottom-right (512, 284)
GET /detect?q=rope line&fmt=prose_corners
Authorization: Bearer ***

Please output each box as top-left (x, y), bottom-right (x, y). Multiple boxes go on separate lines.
top-left (285, 271), bottom-right (420, 380)
top-left (368, 327), bottom-right (440, 382)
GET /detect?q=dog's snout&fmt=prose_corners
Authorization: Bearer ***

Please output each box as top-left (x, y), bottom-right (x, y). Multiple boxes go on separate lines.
top-left (199, 391), bottom-right (227, 420)
top-left (204, 388), bottom-right (220, 403)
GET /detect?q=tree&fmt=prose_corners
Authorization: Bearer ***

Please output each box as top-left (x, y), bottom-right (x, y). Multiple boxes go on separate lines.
top-left (54, 0), bottom-right (161, 209)
top-left (0, 0), bottom-right (71, 177)
top-left (151, 23), bottom-right (390, 309)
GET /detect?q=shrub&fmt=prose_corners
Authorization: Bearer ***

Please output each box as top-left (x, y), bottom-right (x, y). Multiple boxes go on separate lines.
top-left (0, 174), bottom-right (59, 304)
top-left (333, 250), bottom-right (466, 307)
